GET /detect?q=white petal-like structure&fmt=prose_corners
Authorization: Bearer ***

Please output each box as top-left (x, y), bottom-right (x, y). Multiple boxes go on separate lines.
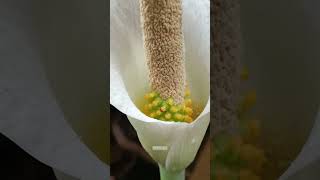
top-left (110, 0), bottom-right (210, 172)
top-left (0, 1), bottom-right (109, 180)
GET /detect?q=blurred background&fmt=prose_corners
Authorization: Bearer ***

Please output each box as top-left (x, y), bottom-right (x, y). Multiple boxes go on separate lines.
top-left (0, 0), bottom-right (108, 179)
top-left (0, 133), bottom-right (57, 179)
top-left (212, 0), bottom-right (320, 179)
top-left (31, 0), bottom-right (109, 164)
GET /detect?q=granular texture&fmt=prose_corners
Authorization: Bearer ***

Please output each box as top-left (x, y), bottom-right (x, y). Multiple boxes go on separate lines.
top-left (142, 90), bottom-right (194, 123)
top-left (212, 0), bottom-right (241, 136)
top-left (140, 0), bottom-right (186, 105)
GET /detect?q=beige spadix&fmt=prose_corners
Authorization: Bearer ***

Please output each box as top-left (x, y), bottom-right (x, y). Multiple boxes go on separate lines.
top-left (140, 0), bottom-right (186, 104)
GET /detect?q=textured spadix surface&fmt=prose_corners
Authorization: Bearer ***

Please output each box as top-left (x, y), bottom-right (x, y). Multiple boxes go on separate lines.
top-left (110, 0), bottom-right (209, 172)
top-left (140, 0), bottom-right (186, 104)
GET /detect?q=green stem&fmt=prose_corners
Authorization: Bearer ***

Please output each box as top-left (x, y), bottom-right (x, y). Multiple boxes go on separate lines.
top-left (159, 164), bottom-right (185, 180)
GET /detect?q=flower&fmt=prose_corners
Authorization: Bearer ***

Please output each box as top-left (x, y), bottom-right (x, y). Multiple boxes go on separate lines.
top-left (110, 0), bottom-right (210, 174)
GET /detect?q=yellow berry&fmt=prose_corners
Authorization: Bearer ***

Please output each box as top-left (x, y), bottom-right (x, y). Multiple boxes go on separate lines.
top-left (144, 92), bottom-right (156, 101)
top-left (150, 92), bottom-right (156, 97)
top-left (149, 112), bottom-right (156, 118)
top-left (160, 117), bottom-right (166, 121)
top-left (155, 110), bottom-right (162, 117)
top-left (184, 107), bottom-right (193, 116)
top-left (184, 99), bottom-right (192, 107)
top-left (170, 106), bottom-right (179, 113)
top-left (174, 113), bottom-right (183, 121)
top-left (142, 90), bottom-right (195, 123)
top-left (167, 98), bottom-right (174, 106)
top-left (152, 98), bottom-right (161, 107)
top-left (184, 115), bottom-right (193, 123)
top-left (164, 113), bottom-right (172, 120)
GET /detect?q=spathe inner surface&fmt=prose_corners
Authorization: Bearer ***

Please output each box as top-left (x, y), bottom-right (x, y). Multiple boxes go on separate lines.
top-left (32, 0), bottom-right (109, 164)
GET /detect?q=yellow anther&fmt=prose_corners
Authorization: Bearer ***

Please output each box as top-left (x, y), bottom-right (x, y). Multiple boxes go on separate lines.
top-left (156, 110), bottom-right (162, 117)
top-left (152, 98), bottom-right (161, 107)
top-left (174, 113), bottom-right (183, 121)
top-left (149, 112), bottom-right (156, 118)
top-left (164, 113), bottom-right (172, 120)
top-left (181, 104), bottom-right (186, 111)
top-left (149, 92), bottom-right (157, 98)
top-left (160, 117), bottom-right (166, 121)
top-left (167, 98), bottom-right (174, 106)
top-left (184, 115), bottom-right (193, 123)
top-left (170, 106), bottom-right (179, 113)
top-left (184, 99), bottom-right (192, 107)
top-left (148, 103), bottom-right (153, 110)
top-left (184, 107), bottom-right (193, 116)
top-left (141, 90), bottom-right (195, 123)
top-left (144, 92), bottom-right (157, 101)
top-left (152, 100), bottom-right (158, 107)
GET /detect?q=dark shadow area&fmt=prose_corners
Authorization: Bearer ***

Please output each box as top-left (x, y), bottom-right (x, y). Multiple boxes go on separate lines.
top-left (0, 133), bottom-right (57, 180)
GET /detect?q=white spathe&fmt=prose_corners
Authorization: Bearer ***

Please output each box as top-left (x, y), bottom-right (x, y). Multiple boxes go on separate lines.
top-left (0, 1), bottom-right (108, 180)
top-left (110, 0), bottom-right (210, 172)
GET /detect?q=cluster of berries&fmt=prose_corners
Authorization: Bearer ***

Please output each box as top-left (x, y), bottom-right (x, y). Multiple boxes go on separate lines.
top-left (143, 90), bottom-right (194, 123)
